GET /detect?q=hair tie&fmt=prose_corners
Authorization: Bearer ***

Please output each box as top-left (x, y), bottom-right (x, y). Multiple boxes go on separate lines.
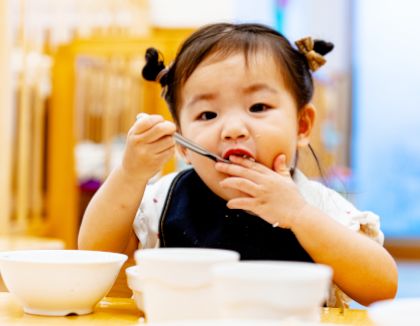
top-left (295, 37), bottom-right (326, 72)
top-left (155, 67), bottom-right (169, 84)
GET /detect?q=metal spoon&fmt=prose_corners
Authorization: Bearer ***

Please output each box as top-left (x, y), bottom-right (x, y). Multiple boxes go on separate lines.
top-left (136, 114), bottom-right (229, 163)
top-left (173, 132), bottom-right (230, 163)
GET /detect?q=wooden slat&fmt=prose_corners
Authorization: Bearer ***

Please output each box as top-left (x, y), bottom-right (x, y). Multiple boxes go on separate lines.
top-left (48, 46), bottom-right (78, 248)
top-left (0, 0), bottom-right (13, 234)
top-left (30, 75), bottom-right (47, 232)
top-left (16, 0), bottom-right (30, 232)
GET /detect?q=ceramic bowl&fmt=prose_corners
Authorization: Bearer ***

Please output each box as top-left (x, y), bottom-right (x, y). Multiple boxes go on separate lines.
top-left (126, 265), bottom-right (145, 311)
top-left (134, 248), bottom-right (240, 322)
top-left (369, 298), bottom-right (420, 326)
top-left (211, 261), bottom-right (332, 322)
top-left (146, 319), bottom-right (325, 326)
top-left (0, 250), bottom-right (127, 316)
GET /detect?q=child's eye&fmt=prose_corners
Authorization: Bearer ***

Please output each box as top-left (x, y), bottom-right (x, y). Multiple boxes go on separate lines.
top-left (197, 111), bottom-right (217, 120)
top-left (249, 103), bottom-right (271, 113)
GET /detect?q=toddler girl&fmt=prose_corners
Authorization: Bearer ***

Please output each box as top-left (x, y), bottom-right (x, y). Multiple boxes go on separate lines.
top-left (78, 23), bottom-right (397, 307)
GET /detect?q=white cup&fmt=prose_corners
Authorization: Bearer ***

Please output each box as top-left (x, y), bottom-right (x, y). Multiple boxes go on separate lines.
top-left (125, 265), bottom-right (145, 311)
top-left (211, 261), bottom-right (332, 322)
top-left (369, 298), bottom-right (420, 326)
top-left (135, 248), bottom-right (240, 322)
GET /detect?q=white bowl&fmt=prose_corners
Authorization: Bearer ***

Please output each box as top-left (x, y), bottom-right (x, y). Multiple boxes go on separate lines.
top-left (146, 319), bottom-right (320, 326)
top-left (369, 298), bottom-right (420, 326)
top-left (126, 265), bottom-right (145, 311)
top-left (135, 248), bottom-right (240, 322)
top-left (211, 261), bottom-right (332, 322)
top-left (0, 250), bottom-right (127, 316)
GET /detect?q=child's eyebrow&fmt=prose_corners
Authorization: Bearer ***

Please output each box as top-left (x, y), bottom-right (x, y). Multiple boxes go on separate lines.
top-left (186, 93), bottom-right (217, 107)
top-left (243, 83), bottom-right (278, 94)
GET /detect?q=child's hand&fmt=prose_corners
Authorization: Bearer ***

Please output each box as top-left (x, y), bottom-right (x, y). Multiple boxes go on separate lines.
top-left (122, 113), bottom-right (176, 181)
top-left (216, 154), bottom-right (309, 229)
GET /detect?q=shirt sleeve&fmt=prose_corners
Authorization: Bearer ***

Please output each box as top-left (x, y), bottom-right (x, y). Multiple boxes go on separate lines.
top-left (132, 172), bottom-right (178, 249)
top-left (295, 169), bottom-right (384, 245)
top-left (315, 183), bottom-right (384, 245)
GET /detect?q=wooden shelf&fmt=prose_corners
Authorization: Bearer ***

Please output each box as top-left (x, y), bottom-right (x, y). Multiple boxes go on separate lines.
top-left (385, 238), bottom-right (420, 260)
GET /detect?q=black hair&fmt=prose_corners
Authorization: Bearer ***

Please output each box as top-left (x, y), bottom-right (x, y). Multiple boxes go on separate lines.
top-left (142, 23), bottom-right (333, 125)
top-left (142, 23), bottom-right (334, 176)
top-left (142, 48), bottom-right (168, 87)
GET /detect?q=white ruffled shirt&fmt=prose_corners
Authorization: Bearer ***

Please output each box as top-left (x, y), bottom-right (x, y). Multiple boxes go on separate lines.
top-left (133, 168), bottom-right (384, 308)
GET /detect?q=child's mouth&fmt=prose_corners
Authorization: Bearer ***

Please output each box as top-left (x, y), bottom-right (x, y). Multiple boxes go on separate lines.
top-left (223, 149), bottom-right (255, 161)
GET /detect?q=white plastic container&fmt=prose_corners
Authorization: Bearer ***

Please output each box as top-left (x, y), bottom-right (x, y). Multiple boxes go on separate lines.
top-left (369, 298), bottom-right (420, 326)
top-left (126, 265), bottom-right (145, 311)
top-left (211, 261), bottom-right (332, 322)
top-left (0, 250), bottom-right (127, 316)
top-left (135, 248), bottom-right (239, 322)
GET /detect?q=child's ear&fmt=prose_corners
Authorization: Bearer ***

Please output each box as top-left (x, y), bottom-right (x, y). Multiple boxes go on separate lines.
top-left (176, 143), bottom-right (191, 165)
top-left (297, 103), bottom-right (316, 147)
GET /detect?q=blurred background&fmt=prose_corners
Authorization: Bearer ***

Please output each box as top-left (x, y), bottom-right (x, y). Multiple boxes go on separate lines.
top-left (0, 0), bottom-right (419, 300)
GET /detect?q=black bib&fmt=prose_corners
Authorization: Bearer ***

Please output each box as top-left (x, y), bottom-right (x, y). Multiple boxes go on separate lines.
top-left (159, 169), bottom-right (313, 262)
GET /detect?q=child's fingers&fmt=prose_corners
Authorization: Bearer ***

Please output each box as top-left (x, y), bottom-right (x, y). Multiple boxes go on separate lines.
top-left (226, 197), bottom-right (255, 212)
top-left (215, 156), bottom-right (272, 182)
top-left (273, 154), bottom-right (290, 176)
top-left (154, 145), bottom-right (176, 162)
top-left (130, 133), bottom-right (175, 155)
top-left (215, 161), bottom-right (261, 181)
top-left (220, 177), bottom-right (260, 197)
top-left (227, 155), bottom-right (269, 173)
top-left (135, 112), bottom-right (148, 120)
top-left (132, 120), bottom-right (176, 144)
top-left (153, 135), bottom-right (176, 154)
top-left (129, 113), bottom-right (164, 135)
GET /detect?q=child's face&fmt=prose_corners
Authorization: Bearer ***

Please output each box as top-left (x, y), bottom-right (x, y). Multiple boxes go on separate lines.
top-left (178, 51), bottom-right (315, 201)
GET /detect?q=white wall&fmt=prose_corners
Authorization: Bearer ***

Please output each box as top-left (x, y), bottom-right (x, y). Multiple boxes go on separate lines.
top-left (149, 0), bottom-right (275, 28)
top-left (283, 0), bottom-right (351, 74)
top-left (233, 0), bottom-right (275, 26)
top-left (149, 0), bottom-right (236, 27)
top-left (149, 0), bottom-right (349, 74)
top-left (353, 0), bottom-right (420, 236)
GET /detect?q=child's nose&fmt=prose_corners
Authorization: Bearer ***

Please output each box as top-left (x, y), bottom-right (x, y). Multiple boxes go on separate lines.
top-left (221, 117), bottom-right (249, 141)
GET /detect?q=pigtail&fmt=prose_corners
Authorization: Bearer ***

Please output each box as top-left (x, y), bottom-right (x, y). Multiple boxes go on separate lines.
top-left (142, 47), bottom-right (169, 87)
top-left (313, 40), bottom-right (334, 56)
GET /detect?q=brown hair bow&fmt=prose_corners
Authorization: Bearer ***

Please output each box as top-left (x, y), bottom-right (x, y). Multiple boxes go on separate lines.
top-left (295, 37), bottom-right (326, 72)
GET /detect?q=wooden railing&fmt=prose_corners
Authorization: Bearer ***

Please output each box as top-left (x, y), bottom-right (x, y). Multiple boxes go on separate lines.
top-left (2, 26), bottom-right (355, 253)
top-left (47, 29), bottom-right (193, 248)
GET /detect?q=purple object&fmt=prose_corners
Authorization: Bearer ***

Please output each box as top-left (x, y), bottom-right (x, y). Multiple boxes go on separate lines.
top-left (79, 179), bottom-right (101, 192)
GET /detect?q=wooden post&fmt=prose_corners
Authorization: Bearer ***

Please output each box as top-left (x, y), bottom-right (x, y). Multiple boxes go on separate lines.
top-left (48, 45), bottom-right (78, 248)
top-left (0, 0), bottom-right (13, 234)
top-left (30, 67), bottom-right (47, 230)
top-left (16, 0), bottom-right (30, 232)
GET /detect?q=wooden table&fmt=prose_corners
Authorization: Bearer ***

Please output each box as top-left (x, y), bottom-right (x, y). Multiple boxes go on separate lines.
top-left (0, 292), bottom-right (373, 325)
